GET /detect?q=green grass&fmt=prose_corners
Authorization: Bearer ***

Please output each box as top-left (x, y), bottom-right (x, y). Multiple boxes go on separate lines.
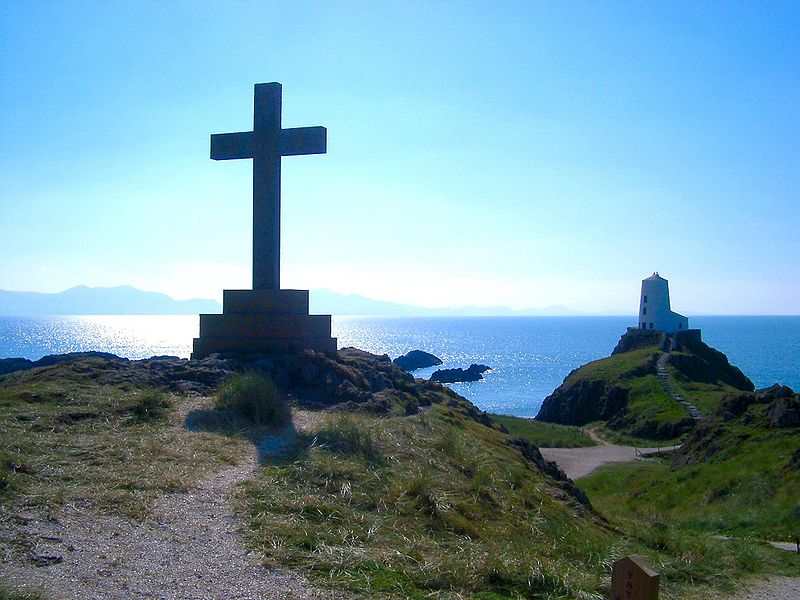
top-left (581, 415), bottom-right (800, 541)
top-left (0, 360), bottom-right (246, 519)
top-left (489, 414), bottom-right (595, 447)
top-left (0, 580), bottom-right (46, 600)
top-left (588, 422), bottom-right (685, 447)
top-left (240, 401), bottom-right (792, 599)
top-left (666, 374), bottom-right (738, 416)
top-left (215, 372), bottom-right (289, 426)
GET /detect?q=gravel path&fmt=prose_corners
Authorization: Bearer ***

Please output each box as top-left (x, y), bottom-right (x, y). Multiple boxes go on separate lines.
top-left (0, 402), bottom-right (340, 600)
top-left (539, 432), bottom-right (679, 480)
top-left (727, 576), bottom-right (800, 599)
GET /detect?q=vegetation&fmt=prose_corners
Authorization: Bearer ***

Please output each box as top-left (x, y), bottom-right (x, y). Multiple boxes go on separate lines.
top-left (588, 422), bottom-right (685, 448)
top-left (537, 345), bottom-right (694, 440)
top-left (215, 372), bottom-right (289, 426)
top-left (490, 413), bottom-right (595, 447)
top-left (581, 406), bottom-right (800, 542)
top-left (538, 335), bottom-right (754, 441)
top-left (0, 359), bottom-right (244, 519)
top-left (0, 582), bottom-right (45, 600)
top-left (2, 352), bottom-right (797, 599)
top-left (239, 397), bottom-right (796, 599)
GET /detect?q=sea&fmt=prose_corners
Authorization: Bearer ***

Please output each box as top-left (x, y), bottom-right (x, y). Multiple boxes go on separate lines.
top-left (0, 315), bottom-right (797, 417)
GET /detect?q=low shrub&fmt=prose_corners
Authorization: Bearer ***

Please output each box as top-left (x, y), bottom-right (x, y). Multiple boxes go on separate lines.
top-left (128, 388), bottom-right (171, 422)
top-left (215, 372), bottom-right (289, 426)
top-left (316, 412), bottom-right (381, 462)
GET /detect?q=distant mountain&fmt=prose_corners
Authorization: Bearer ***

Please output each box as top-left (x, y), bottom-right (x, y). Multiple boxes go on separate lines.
top-left (0, 285), bottom-right (583, 317)
top-left (309, 288), bottom-right (583, 316)
top-left (0, 286), bottom-right (221, 315)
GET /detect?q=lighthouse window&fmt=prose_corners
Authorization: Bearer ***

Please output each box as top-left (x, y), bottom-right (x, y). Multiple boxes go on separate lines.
top-left (642, 307), bottom-right (647, 315)
top-left (649, 323), bottom-right (654, 329)
top-left (643, 295), bottom-right (648, 303)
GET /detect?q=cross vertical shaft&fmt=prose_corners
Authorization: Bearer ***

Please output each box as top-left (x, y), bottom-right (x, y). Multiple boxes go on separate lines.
top-left (210, 82), bottom-right (327, 290)
top-left (252, 83), bottom-right (281, 290)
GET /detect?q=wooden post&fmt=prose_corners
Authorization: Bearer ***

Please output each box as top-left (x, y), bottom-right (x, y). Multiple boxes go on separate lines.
top-left (611, 555), bottom-right (659, 600)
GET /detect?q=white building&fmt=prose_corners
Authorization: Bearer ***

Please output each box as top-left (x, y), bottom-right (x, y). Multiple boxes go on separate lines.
top-left (638, 272), bottom-right (689, 333)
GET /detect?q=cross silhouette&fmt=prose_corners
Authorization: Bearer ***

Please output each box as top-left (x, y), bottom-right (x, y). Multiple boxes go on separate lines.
top-left (210, 83), bottom-right (327, 290)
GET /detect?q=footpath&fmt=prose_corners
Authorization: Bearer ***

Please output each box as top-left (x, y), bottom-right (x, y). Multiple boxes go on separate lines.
top-left (656, 352), bottom-right (702, 421)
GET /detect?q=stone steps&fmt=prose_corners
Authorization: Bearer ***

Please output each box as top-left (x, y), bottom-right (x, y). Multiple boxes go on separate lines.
top-left (657, 353), bottom-right (703, 422)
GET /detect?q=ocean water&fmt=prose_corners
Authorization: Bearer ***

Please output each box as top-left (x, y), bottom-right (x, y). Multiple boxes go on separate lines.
top-left (0, 315), bottom-right (797, 417)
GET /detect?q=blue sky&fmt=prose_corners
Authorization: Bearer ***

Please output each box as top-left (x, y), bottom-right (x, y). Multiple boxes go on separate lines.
top-left (1, 1), bottom-right (798, 314)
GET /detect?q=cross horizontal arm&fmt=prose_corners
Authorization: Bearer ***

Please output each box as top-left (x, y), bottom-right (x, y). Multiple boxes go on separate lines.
top-left (280, 127), bottom-right (327, 156)
top-left (211, 132), bottom-right (254, 160)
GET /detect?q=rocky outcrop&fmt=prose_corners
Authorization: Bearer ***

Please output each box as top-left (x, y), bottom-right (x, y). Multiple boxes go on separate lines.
top-left (611, 330), bottom-right (665, 355)
top-left (0, 351), bottom-right (125, 376)
top-left (673, 384), bottom-right (800, 467)
top-left (667, 334), bottom-right (753, 391)
top-left (0, 353), bottom-right (236, 396)
top-left (717, 384), bottom-right (799, 428)
top-left (430, 364), bottom-right (492, 383)
top-left (536, 377), bottom-right (632, 426)
top-left (393, 350), bottom-right (442, 371)
top-left (507, 437), bottom-right (591, 508)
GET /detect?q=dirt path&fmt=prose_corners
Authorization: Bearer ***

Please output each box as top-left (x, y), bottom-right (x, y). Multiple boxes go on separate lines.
top-left (539, 431), bottom-right (679, 480)
top-left (0, 401), bottom-right (339, 600)
top-left (727, 576), bottom-right (800, 599)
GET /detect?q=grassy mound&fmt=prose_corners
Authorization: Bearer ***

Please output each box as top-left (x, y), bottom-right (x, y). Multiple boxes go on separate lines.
top-left (215, 372), bottom-right (289, 425)
top-left (0, 358), bottom-right (243, 519)
top-left (581, 389), bottom-right (800, 541)
top-left (537, 346), bottom-right (693, 441)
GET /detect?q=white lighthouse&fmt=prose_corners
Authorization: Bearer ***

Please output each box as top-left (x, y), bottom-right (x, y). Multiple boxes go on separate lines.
top-left (638, 272), bottom-right (689, 333)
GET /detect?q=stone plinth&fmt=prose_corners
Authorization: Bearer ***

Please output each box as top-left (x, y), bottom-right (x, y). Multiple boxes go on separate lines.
top-left (191, 289), bottom-right (336, 358)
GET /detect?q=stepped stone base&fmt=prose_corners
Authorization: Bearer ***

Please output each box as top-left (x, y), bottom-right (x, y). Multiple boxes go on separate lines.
top-left (191, 289), bottom-right (337, 359)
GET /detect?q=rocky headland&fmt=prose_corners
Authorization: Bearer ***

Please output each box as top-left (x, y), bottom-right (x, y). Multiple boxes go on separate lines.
top-left (536, 329), bottom-right (755, 440)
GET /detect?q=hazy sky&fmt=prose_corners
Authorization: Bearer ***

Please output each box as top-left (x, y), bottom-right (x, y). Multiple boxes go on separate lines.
top-left (1, 1), bottom-right (798, 314)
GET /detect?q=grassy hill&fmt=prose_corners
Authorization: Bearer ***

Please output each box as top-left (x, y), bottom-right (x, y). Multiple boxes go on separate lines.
top-left (1, 351), bottom-right (797, 598)
top-left (536, 330), bottom-right (754, 442)
top-left (581, 385), bottom-right (800, 541)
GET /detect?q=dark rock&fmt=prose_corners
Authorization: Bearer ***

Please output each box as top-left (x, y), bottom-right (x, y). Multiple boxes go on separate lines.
top-left (669, 336), bottom-right (753, 391)
top-left (536, 377), bottom-right (636, 426)
top-left (715, 385), bottom-right (799, 429)
top-left (0, 358), bottom-right (33, 376)
top-left (611, 330), bottom-right (664, 355)
top-left (429, 364), bottom-right (491, 384)
top-left (393, 350), bottom-right (443, 371)
top-left (766, 389), bottom-right (800, 429)
top-left (0, 352), bottom-right (128, 378)
top-left (29, 552), bottom-right (63, 566)
top-left (718, 391), bottom-right (760, 420)
top-left (507, 437), bottom-right (591, 508)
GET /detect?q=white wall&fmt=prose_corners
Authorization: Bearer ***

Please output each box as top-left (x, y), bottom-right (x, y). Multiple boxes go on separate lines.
top-left (638, 274), bottom-right (689, 333)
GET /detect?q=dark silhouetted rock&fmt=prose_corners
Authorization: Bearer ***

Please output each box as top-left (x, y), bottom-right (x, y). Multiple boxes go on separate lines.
top-left (430, 364), bottom-right (491, 384)
top-left (766, 387), bottom-right (800, 428)
top-left (393, 350), bottom-right (443, 371)
top-left (0, 358), bottom-right (33, 376)
top-left (0, 352), bottom-right (126, 377)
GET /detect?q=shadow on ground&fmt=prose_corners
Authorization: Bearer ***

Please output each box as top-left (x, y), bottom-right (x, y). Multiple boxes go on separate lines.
top-left (184, 407), bottom-right (312, 465)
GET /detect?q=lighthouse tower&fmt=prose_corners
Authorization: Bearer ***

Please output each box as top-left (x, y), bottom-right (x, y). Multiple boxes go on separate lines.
top-left (638, 272), bottom-right (689, 333)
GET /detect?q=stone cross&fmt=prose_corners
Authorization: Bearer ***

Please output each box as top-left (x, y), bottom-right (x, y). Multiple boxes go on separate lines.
top-left (210, 83), bottom-right (327, 290)
top-left (611, 555), bottom-right (659, 600)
